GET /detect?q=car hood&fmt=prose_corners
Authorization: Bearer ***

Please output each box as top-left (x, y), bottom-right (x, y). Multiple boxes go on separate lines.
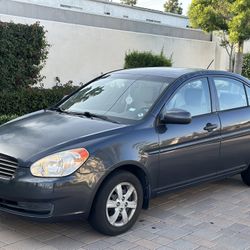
top-left (0, 110), bottom-right (125, 163)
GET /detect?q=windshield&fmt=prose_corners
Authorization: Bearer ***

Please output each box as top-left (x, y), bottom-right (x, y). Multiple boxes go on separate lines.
top-left (59, 73), bottom-right (171, 122)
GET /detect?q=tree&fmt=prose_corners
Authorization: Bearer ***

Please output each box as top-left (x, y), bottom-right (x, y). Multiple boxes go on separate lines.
top-left (120, 0), bottom-right (137, 6)
top-left (218, 31), bottom-right (236, 72)
top-left (229, 1), bottom-right (250, 74)
top-left (164, 0), bottom-right (183, 15)
top-left (188, 0), bottom-right (250, 74)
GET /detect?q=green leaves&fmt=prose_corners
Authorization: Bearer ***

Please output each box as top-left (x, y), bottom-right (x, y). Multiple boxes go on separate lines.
top-left (0, 21), bottom-right (49, 90)
top-left (188, 0), bottom-right (230, 32)
top-left (228, 0), bottom-right (250, 43)
top-left (188, 0), bottom-right (250, 43)
top-left (0, 115), bottom-right (19, 125)
top-left (120, 0), bottom-right (137, 6)
top-left (242, 53), bottom-right (250, 79)
top-left (189, 0), bottom-right (250, 73)
top-left (0, 86), bottom-right (78, 117)
top-left (124, 51), bottom-right (172, 69)
top-left (164, 0), bottom-right (183, 15)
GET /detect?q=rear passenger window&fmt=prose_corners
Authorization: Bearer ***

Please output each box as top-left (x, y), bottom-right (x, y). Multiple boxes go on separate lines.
top-left (214, 78), bottom-right (247, 111)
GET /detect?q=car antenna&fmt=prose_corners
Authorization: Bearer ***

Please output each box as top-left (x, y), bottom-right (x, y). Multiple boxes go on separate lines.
top-left (207, 59), bottom-right (214, 69)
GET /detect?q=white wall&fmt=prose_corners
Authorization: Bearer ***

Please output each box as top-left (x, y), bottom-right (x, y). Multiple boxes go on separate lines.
top-left (13, 0), bottom-right (189, 28)
top-left (244, 41), bottom-right (250, 53)
top-left (213, 35), bottom-right (250, 72)
top-left (0, 14), bottom-right (218, 88)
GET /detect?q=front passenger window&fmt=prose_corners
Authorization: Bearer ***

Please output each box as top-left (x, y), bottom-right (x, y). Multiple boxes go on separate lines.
top-left (213, 78), bottom-right (247, 111)
top-left (165, 78), bottom-right (211, 117)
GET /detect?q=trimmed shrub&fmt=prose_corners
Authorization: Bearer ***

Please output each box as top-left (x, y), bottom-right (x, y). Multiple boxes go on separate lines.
top-left (0, 21), bottom-right (49, 90)
top-left (124, 50), bottom-right (172, 69)
top-left (0, 85), bottom-right (78, 116)
top-left (0, 115), bottom-right (19, 125)
top-left (0, 21), bottom-right (77, 123)
top-left (242, 53), bottom-right (250, 79)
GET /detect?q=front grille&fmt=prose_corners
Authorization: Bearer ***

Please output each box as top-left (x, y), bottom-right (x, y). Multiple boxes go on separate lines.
top-left (0, 154), bottom-right (18, 180)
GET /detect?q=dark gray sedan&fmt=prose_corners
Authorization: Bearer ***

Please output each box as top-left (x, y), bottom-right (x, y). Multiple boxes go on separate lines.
top-left (0, 67), bottom-right (250, 235)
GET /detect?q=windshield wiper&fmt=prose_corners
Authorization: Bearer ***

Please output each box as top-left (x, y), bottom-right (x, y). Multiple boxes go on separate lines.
top-left (49, 108), bottom-right (119, 124)
top-left (81, 112), bottom-right (120, 124)
top-left (49, 107), bottom-right (69, 114)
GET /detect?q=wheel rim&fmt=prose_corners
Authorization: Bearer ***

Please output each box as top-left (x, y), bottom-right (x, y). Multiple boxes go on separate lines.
top-left (106, 182), bottom-right (138, 227)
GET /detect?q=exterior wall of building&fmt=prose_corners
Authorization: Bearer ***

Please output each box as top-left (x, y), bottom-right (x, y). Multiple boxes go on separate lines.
top-left (245, 41), bottom-right (250, 53)
top-left (13, 0), bottom-right (189, 28)
top-left (1, 1), bottom-right (249, 88)
top-left (0, 13), bottom-right (218, 88)
top-left (1, 0), bottom-right (210, 41)
top-left (213, 35), bottom-right (250, 72)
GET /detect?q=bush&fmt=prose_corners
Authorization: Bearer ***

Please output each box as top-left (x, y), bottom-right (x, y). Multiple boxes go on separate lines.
top-left (124, 50), bottom-right (172, 69)
top-left (0, 21), bottom-right (49, 90)
top-left (0, 115), bottom-right (19, 125)
top-left (0, 21), bottom-right (78, 123)
top-left (0, 85), bottom-right (78, 116)
top-left (242, 53), bottom-right (250, 79)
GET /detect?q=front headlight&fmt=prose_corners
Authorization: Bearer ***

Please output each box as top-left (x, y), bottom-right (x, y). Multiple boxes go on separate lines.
top-left (30, 148), bottom-right (89, 177)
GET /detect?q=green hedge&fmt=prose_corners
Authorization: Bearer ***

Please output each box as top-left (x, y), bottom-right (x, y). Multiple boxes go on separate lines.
top-left (242, 53), bottom-right (250, 79)
top-left (0, 21), bottom-right (49, 90)
top-left (124, 50), bottom-right (172, 69)
top-left (0, 115), bottom-right (19, 125)
top-left (0, 21), bottom-right (78, 126)
top-left (0, 85), bottom-right (78, 117)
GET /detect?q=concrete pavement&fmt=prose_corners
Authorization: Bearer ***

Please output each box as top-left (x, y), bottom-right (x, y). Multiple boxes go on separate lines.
top-left (0, 175), bottom-right (249, 250)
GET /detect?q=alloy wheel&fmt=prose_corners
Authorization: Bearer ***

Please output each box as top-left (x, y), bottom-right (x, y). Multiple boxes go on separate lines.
top-left (106, 182), bottom-right (138, 227)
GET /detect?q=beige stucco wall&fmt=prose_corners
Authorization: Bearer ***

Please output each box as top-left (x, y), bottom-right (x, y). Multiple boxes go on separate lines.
top-left (244, 41), bottom-right (250, 53)
top-left (213, 35), bottom-right (250, 72)
top-left (0, 14), bottom-right (229, 88)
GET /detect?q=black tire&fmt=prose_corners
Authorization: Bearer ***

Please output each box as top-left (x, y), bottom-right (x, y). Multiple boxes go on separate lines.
top-left (89, 171), bottom-right (143, 236)
top-left (241, 168), bottom-right (250, 186)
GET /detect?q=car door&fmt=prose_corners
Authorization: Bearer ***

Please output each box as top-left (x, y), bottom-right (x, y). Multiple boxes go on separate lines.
top-left (211, 76), bottom-right (250, 174)
top-left (157, 77), bottom-right (221, 192)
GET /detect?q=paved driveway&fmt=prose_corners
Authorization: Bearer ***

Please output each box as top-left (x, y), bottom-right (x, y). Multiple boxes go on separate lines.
top-left (0, 175), bottom-right (250, 250)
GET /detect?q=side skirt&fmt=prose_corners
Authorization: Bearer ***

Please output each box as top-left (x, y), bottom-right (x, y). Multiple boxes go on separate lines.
top-left (153, 165), bottom-right (247, 197)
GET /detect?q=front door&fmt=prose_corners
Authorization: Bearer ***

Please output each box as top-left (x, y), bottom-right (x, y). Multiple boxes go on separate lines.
top-left (157, 77), bottom-right (221, 192)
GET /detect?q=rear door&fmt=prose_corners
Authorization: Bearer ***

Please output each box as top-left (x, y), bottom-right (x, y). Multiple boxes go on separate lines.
top-left (211, 76), bottom-right (250, 174)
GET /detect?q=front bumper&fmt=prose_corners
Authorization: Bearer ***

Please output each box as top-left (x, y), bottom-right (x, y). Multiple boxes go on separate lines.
top-left (0, 166), bottom-right (104, 220)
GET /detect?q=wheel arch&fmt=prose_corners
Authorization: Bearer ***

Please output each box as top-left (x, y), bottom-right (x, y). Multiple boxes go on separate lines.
top-left (89, 164), bottom-right (151, 217)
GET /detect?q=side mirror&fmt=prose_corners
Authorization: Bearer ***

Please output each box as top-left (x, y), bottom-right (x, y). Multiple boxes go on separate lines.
top-left (161, 109), bottom-right (192, 124)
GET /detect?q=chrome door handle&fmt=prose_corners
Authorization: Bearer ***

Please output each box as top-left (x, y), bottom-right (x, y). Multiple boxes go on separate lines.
top-left (204, 123), bottom-right (218, 132)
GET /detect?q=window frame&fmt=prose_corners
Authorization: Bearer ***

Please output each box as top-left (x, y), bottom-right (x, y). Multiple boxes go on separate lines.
top-left (162, 77), bottom-right (214, 118)
top-left (245, 84), bottom-right (250, 106)
top-left (210, 76), bottom-right (250, 112)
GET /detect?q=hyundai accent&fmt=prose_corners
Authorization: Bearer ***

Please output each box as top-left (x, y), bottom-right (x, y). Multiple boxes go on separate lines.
top-left (0, 67), bottom-right (250, 235)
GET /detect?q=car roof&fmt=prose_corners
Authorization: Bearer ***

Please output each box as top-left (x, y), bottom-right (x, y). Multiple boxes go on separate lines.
top-left (112, 67), bottom-right (249, 83)
top-left (115, 67), bottom-right (201, 78)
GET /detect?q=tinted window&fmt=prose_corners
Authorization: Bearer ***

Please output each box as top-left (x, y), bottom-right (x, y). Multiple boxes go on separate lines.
top-left (214, 78), bottom-right (247, 111)
top-left (60, 74), bottom-right (170, 121)
top-left (165, 78), bottom-right (211, 117)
